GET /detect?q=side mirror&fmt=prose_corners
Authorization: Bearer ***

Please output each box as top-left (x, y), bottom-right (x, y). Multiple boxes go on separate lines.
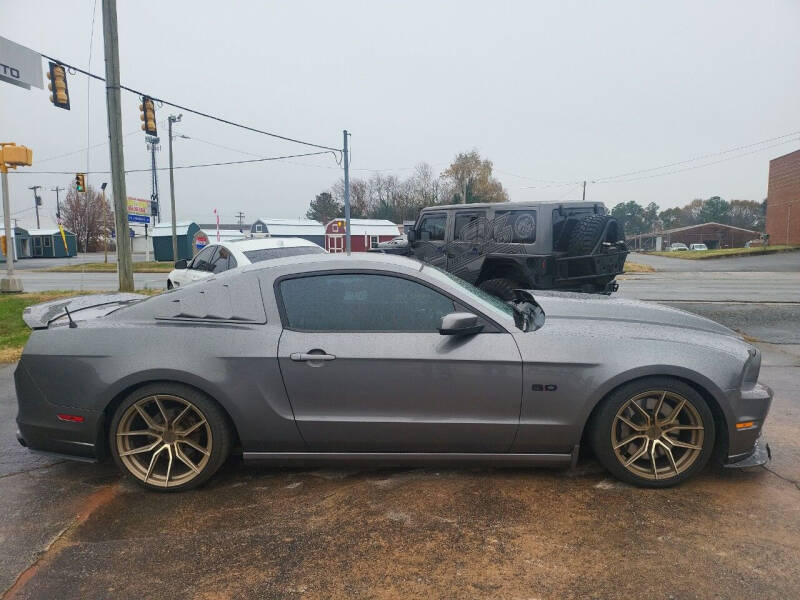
top-left (174, 259), bottom-right (188, 269)
top-left (407, 229), bottom-right (417, 243)
top-left (438, 312), bottom-right (483, 336)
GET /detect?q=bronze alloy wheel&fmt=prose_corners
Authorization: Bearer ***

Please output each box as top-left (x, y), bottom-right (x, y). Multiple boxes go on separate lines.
top-left (611, 390), bottom-right (705, 481)
top-left (115, 394), bottom-right (213, 488)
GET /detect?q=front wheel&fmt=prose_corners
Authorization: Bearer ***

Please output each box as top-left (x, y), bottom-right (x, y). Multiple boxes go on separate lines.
top-left (589, 377), bottom-right (715, 487)
top-left (109, 383), bottom-right (232, 492)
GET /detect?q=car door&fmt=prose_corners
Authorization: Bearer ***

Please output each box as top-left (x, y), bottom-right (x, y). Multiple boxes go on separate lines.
top-left (411, 212), bottom-right (448, 268)
top-left (275, 271), bottom-right (523, 453)
top-left (447, 211), bottom-right (487, 283)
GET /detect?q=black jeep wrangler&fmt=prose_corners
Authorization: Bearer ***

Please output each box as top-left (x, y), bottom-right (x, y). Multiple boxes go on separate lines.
top-left (405, 201), bottom-right (628, 299)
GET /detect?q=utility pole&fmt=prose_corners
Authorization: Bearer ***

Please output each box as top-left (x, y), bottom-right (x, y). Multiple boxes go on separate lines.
top-left (236, 211), bottom-right (245, 229)
top-left (51, 186), bottom-right (64, 220)
top-left (342, 130), bottom-right (351, 255)
top-left (582, 180), bottom-right (587, 202)
top-left (101, 0), bottom-right (133, 291)
top-left (101, 183), bottom-right (109, 263)
top-left (28, 185), bottom-right (41, 228)
top-left (168, 114), bottom-right (182, 262)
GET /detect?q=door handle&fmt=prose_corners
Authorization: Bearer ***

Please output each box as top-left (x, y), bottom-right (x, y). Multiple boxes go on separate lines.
top-left (290, 352), bottom-right (336, 362)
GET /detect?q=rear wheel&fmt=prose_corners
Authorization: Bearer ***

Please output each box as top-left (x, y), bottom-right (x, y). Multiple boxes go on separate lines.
top-left (590, 377), bottom-right (714, 487)
top-left (109, 383), bottom-right (232, 492)
top-left (478, 277), bottom-right (519, 301)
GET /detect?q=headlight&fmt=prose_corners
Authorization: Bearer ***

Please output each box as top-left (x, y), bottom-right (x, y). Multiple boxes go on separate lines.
top-left (741, 348), bottom-right (761, 387)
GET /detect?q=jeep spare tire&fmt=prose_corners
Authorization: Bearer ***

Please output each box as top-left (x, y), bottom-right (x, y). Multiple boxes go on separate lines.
top-left (478, 278), bottom-right (519, 301)
top-left (567, 215), bottom-right (623, 256)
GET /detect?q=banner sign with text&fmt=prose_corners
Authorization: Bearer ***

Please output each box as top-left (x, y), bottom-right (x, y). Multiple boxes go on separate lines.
top-left (0, 36), bottom-right (42, 90)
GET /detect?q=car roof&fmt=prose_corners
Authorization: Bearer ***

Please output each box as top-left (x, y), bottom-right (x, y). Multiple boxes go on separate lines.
top-left (223, 237), bottom-right (319, 251)
top-left (419, 201), bottom-right (602, 211)
top-left (241, 251), bottom-right (423, 275)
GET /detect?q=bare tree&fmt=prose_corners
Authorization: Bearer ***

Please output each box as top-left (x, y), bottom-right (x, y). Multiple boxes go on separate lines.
top-left (61, 184), bottom-right (113, 252)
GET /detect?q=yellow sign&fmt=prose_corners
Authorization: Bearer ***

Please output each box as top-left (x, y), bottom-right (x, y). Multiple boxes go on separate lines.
top-left (126, 197), bottom-right (150, 217)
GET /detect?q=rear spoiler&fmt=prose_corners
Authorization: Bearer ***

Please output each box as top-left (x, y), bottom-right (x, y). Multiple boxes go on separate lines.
top-left (22, 293), bottom-right (146, 329)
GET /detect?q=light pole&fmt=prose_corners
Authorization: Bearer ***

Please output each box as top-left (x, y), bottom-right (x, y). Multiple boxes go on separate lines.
top-left (1, 165), bottom-right (23, 292)
top-left (343, 130), bottom-right (351, 255)
top-left (168, 114), bottom-right (182, 262)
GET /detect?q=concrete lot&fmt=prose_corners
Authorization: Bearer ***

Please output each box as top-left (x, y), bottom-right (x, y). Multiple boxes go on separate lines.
top-left (1, 255), bottom-right (799, 599)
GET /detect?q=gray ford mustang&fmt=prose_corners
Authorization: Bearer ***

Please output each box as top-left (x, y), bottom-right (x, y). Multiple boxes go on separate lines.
top-left (15, 254), bottom-right (771, 491)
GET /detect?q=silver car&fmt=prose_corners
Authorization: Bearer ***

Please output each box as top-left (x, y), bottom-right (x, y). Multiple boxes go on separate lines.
top-left (15, 254), bottom-right (771, 491)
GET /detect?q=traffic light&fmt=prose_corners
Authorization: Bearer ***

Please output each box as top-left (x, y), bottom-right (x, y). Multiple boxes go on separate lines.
top-left (0, 235), bottom-right (6, 257)
top-left (150, 201), bottom-right (159, 217)
top-left (75, 173), bottom-right (86, 192)
top-left (0, 144), bottom-right (33, 168)
top-left (139, 96), bottom-right (157, 136)
top-left (47, 62), bottom-right (70, 110)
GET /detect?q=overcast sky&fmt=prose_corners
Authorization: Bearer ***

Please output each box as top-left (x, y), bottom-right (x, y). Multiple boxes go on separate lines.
top-left (2, 0), bottom-right (799, 230)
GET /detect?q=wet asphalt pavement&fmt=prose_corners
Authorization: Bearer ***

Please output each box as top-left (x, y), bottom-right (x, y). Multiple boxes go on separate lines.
top-left (1, 273), bottom-right (799, 598)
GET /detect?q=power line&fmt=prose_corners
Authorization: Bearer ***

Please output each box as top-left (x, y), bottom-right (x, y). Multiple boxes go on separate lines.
top-left (38, 52), bottom-right (343, 155)
top-left (593, 130), bottom-right (800, 182)
top-left (11, 150), bottom-right (334, 175)
top-left (36, 122), bottom-right (165, 164)
top-left (596, 137), bottom-right (800, 185)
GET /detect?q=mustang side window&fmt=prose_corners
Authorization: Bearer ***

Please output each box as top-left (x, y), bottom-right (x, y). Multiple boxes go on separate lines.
top-left (279, 273), bottom-right (455, 331)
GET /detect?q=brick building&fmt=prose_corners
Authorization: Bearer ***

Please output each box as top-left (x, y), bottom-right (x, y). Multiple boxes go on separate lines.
top-left (766, 149), bottom-right (800, 245)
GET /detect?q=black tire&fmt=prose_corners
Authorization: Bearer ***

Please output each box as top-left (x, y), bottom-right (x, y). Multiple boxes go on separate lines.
top-left (166, 280), bottom-right (174, 290)
top-left (589, 377), bottom-right (715, 488)
top-left (109, 382), bottom-right (233, 492)
top-left (567, 215), bottom-right (623, 256)
top-left (478, 277), bottom-right (519, 301)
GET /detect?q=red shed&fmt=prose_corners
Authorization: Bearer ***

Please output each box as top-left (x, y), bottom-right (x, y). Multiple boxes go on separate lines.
top-left (325, 219), bottom-right (401, 253)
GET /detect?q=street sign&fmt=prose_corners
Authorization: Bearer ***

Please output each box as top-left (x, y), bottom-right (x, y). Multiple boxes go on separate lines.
top-left (128, 214), bottom-right (151, 224)
top-left (0, 37), bottom-right (43, 90)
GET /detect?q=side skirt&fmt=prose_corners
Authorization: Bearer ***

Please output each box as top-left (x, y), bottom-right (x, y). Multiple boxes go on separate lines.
top-left (242, 452), bottom-right (573, 468)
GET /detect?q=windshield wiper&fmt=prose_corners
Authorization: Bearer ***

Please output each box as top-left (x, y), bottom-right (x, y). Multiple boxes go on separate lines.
top-left (510, 289), bottom-right (545, 332)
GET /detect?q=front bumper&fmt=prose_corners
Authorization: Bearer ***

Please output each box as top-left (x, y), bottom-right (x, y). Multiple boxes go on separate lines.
top-left (724, 434), bottom-right (771, 468)
top-left (725, 381), bottom-right (773, 467)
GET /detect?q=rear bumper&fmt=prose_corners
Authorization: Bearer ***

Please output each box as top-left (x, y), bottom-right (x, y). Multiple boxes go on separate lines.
top-left (14, 361), bottom-right (104, 460)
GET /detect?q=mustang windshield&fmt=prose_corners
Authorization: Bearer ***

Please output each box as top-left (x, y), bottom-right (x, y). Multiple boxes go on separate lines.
top-left (423, 265), bottom-right (515, 319)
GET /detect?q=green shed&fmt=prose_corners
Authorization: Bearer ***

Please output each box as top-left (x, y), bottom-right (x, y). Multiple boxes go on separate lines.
top-left (0, 226), bottom-right (31, 262)
top-left (28, 228), bottom-right (77, 258)
top-left (152, 222), bottom-right (200, 262)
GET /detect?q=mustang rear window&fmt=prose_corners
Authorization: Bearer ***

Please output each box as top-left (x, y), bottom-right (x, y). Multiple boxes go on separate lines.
top-left (156, 276), bottom-right (266, 323)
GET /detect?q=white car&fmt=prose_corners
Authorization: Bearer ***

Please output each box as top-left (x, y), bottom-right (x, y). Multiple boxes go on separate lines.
top-left (689, 243), bottom-right (708, 251)
top-left (167, 237), bottom-right (325, 289)
top-left (668, 243), bottom-right (689, 251)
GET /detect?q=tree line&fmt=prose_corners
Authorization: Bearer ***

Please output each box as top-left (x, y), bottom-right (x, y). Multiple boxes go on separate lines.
top-left (610, 197), bottom-right (765, 236)
top-left (306, 150), bottom-right (509, 225)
